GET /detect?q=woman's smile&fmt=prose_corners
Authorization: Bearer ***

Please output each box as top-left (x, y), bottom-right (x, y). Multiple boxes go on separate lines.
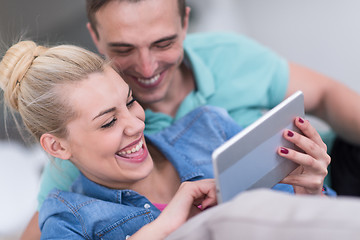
top-left (116, 136), bottom-right (149, 163)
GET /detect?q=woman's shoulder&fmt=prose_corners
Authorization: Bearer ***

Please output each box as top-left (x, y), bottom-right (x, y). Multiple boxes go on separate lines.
top-left (39, 189), bottom-right (158, 239)
top-left (39, 189), bottom-right (100, 219)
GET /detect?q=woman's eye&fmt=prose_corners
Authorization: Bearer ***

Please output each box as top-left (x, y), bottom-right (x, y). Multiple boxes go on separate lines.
top-left (101, 117), bottom-right (117, 129)
top-left (126, 98), bottom-right (136, 108)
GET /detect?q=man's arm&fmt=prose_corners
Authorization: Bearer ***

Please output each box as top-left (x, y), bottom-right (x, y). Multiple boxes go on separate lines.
top-left (286, 62), bottom-right (360, 144)
top-left (20, 212), bottom-right (41, 240)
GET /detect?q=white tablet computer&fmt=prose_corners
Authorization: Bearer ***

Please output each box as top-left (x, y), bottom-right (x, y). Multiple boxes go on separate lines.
top-left (212, 91), bottom-right (305, 203)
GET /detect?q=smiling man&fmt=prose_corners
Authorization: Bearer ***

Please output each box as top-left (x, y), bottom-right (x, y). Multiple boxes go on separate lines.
top-left (87, 0), bottom-right (193, 117)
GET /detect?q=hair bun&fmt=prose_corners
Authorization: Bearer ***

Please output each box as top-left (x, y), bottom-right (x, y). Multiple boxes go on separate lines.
top-left (0, 41), bottom-right (45, 110)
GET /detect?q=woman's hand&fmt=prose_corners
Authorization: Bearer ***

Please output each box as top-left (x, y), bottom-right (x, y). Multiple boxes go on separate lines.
top-left (159, 179), bottom-right (217, 235)
top-left (130, 179), bottom-right (217, 239)
top-left (278, 117), bottom-right (331, 195)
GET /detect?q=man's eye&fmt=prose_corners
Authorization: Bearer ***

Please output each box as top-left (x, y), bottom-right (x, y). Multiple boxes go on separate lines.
top-left (126, 98), bottom-right (136, 108)
top-left (155, 41), bottom-right (173, 49)
top-left (101, 117), bottom-right (117, 129)
top-left (112, 48), bottom-right (134, 55)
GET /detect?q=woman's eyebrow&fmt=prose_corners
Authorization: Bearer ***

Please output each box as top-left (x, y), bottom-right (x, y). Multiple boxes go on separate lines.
top-left (93, 107), bottom-right (116, 121)
top-left (93, 87), bottom-right (130, 121)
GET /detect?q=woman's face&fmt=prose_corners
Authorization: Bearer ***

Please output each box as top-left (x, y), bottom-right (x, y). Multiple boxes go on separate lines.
top-left (62, 66), bottom-right (153, 189)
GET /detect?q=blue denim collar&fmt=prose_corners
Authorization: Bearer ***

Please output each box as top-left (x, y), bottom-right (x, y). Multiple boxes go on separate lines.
top-left (71, 173), bottom-right (141, 204)
top-left (145, 135), bottom-right (206, 182)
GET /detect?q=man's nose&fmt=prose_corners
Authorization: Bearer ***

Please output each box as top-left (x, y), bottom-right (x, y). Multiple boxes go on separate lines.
top-left (136, 49), bottom-right (158, 78)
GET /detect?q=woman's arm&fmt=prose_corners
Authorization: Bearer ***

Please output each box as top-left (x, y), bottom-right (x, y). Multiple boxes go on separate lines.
top-left (130, 179), bottom-right (217, 239)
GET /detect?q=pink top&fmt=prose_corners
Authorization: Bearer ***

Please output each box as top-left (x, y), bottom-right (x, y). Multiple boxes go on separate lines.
top-left (153, 203), bottom-right (167, 211)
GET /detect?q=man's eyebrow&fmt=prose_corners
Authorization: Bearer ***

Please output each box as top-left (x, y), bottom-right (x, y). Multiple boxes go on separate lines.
top-left (108, 42), bottom-right (133, 48)
top-left (107, 34), bottom-right (178, 48)
top-left (93, 107), bottom-right (116, 120)
top-left (153, 34), bottom-right (178, 44)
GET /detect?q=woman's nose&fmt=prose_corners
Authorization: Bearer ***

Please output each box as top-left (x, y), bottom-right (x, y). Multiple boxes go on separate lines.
top-left (123, 109), bottom-right (145, 137)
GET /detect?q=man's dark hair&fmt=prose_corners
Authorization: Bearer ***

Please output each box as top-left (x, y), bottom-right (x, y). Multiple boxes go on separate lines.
top-left (86, 0), bottom-right (186, 39)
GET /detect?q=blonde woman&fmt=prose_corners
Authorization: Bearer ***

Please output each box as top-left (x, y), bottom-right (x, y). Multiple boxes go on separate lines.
top-left (0, 41), bottom-right (331, 239)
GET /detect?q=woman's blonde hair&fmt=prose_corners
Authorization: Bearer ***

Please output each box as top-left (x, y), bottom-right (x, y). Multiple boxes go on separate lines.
top-left (0, 41), bottom-right (106, 141)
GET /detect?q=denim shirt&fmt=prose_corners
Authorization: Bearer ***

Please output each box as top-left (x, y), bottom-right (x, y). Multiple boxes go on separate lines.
top-left (39, 106), bottom-right (295, 239)
top-left (39, 106), bottom-right (241, 239)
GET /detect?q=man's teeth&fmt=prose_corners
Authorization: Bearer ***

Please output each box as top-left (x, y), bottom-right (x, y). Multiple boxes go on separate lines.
top-left (137, 74), bottom-right (160, 85)
top-left (119, 140), bottom-right (143, 155)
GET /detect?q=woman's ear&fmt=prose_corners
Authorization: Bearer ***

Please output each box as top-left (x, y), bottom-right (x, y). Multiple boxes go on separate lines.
top-left (40, 133), bottom-right (71, 160)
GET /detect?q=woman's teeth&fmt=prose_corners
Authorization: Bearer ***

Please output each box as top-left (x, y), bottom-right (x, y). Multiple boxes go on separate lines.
top-left (119, 140), bottom-right (143, 156)
top-left (137, 74), bottom-right (160, 85)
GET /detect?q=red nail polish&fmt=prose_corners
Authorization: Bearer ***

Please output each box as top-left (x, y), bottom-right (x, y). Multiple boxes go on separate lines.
top-left (287, 130), bottom-right (294, 137)
top-left (299, 117), bottom-right (304, 123)
top-left (280, 147), bottom-right (289, 154)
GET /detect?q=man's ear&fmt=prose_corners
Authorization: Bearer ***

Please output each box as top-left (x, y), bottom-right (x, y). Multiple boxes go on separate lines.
top-left (40, 133), bottom-right (71, 160)
top-left (86, 22), bottom-right (104, 55)
top-left (182, 6), bottom-right (191, 32)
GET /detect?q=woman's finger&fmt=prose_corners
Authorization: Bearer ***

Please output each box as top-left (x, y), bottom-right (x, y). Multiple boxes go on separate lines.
top-left (281, 173), bottom-right (325, 194)
top-left (278, 146), bottom-right (327, 172)
top-left (294, 117), bottom-right (327, 151)
top-left (282, 128), bottom-right (330, 163)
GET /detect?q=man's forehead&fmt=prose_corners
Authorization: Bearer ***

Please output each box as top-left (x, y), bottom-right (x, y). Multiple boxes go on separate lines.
top-left (94, 0), bottom-right (181, 26)
top-left (95, 0), bottom-right (182, 46)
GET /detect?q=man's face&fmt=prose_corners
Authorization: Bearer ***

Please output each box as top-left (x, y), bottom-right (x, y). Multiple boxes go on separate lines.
top-left (89, 0), bottom-right (189, 106)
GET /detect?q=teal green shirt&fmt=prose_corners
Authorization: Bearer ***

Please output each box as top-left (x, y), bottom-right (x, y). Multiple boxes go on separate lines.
top-left (144, 32), bottom-right (288, 134)
top-left (37, 32), bottom-right (289, 208)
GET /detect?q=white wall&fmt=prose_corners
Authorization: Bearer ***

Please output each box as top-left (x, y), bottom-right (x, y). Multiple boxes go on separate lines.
top-left (188, 0), bottom-right (360, 93)
top-left (0, 142), bottom-right (47, 239)
top-left (188, 0), bottom-right (247, 33)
